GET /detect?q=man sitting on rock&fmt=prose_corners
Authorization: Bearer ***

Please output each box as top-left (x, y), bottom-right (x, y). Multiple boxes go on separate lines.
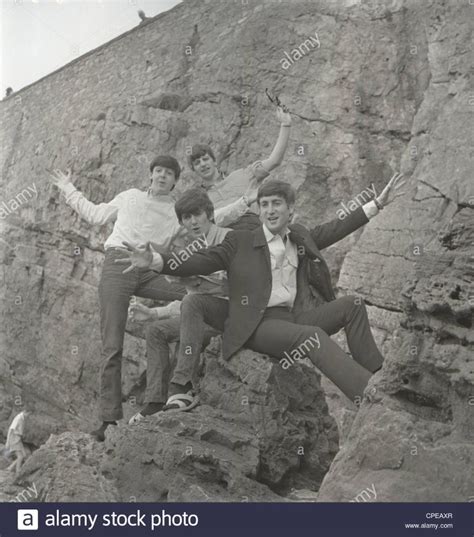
top-left (127, 189), bottom-right (231, 422)
top-left (116, 174), bottom-right (404, 406)
top-left (187, 106), bottom-right (292, 230)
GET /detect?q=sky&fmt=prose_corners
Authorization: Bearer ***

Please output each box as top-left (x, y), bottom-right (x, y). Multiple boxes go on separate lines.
top-left (0, 0), bottom-right (182, 96)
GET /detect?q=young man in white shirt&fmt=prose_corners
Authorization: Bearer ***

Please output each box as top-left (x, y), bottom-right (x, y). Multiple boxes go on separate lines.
top-left (48, 156), bottom-right (187, 441)
top-left (127, 189), bottom-right (231, 422)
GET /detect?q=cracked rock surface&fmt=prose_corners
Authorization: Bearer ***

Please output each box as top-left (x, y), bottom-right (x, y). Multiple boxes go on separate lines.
top-left (9, 344), bottom-right (337, 501)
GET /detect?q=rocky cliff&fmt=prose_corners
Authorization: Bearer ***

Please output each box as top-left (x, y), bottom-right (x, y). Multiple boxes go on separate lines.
top-left (0, 0), bottom-right (472, 502)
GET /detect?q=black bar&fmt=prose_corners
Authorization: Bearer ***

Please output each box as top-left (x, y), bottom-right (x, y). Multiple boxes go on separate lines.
top-left (1, 502), bottom-right (471, 537)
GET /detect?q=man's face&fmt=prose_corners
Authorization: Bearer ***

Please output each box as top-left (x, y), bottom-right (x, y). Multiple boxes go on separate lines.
top-left (259, 195), bottom-right (293, 235)
top-left (192, 153), bottom-right (218, 182)
top-left (181, 210), bottom-right (212, 237)
top-left (150, 166), bottom-right (176, 195)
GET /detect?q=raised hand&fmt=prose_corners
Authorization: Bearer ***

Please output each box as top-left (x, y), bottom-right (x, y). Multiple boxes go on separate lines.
top-left (276, 106), bottom-right (292, 127)
top-left (376, 172), bottom-right (406, 208)
top-left (128, 302), bottom-right (154, 322)
top-left (47, 168), bottom-right (73, 188)
top-left (114, 241), bottom-right (153, 274)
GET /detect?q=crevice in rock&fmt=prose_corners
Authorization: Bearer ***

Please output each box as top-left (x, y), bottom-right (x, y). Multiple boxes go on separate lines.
top-left (364, 299), bottom-right (403, 313)
top-left (418, 179), bottom-right (456, 205)
top-left (391, 390), bottom-right (452, 423)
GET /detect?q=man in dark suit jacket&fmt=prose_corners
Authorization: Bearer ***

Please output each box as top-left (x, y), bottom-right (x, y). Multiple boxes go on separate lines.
top-left (117, 175), bottom-right (404, 406)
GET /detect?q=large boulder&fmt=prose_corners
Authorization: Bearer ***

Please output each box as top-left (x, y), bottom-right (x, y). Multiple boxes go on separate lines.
top-left (12, 342), bottom-right (338, 501)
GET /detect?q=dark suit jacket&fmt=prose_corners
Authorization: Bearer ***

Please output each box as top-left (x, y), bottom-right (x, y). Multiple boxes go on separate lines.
top-left (161, 207), bottom-right (369, 360)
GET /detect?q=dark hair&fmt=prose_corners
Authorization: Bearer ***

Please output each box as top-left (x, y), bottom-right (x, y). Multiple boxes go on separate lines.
top-left (149, 155), bottom-right (181, 179)
top-left (257, 180), bottom-right (296, 206)
top-left (188, 144), bottom-right (216, 169)
top-left (175, 188), bottom-right (215, 223)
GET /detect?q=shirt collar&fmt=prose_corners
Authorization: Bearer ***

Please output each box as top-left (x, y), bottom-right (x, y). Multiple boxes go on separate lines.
top-left (205, 223), bottom-right (218, 243)
top-left (147, 188), bottom-right (174, 201)
top-left (262, 224), bottom-right (290, 243)
top-left (199, 172), bottom-right (225, 190)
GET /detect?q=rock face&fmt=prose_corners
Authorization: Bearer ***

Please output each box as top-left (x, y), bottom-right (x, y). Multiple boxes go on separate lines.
top-left (9, 343), bottom-right (337, 501)
top-left (0, 0), bottom-right (472, 501)
top-left (315, 1), bottom-right (474, 502)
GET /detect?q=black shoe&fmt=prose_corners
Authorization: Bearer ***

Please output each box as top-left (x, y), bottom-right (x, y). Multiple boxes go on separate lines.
top-left (91, 421), bottom-right (117, 442)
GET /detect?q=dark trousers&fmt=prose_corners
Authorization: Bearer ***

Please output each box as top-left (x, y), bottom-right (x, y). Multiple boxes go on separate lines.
top-left (144, 316), bottom-right (218, 404)
top-left (172, 294), bottom-right (383, 403)
top-left (98, 249), bottom-right (186, 421)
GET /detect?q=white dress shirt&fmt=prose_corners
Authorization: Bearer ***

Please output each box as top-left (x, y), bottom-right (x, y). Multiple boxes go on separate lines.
top-left (264, 201), bottom-right (379, 309)
top-left (263, 224), bottom-right (298, 308)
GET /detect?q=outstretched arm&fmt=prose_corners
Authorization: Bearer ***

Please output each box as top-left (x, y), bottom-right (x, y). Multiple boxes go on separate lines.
top-left (48, 169), bottom-right (119, 226)
top-left (214, 106), bottom-right (293, 227)
top-left (214, 197), bottom-right (251, 227)
top-left (260, 107), bottom-right (292, 172)
top-left (238, 107), bottom-right (292, 208)
top-left (312, 172), bottom-right (405, 250)
top-left (115, 233), bottom-right (237, 276)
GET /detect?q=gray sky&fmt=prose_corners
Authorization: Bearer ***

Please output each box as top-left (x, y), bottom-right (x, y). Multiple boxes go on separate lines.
top-left (0, 0), bottom-right (181, 95)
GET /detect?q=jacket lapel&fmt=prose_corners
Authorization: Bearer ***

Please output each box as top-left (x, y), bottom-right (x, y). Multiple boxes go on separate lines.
top-left (252, 226), bottom-right (272, 274)
top-left (288, 224), bottom-right (324, 264)
top-left (288, 223), bottom-right (336, 303)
